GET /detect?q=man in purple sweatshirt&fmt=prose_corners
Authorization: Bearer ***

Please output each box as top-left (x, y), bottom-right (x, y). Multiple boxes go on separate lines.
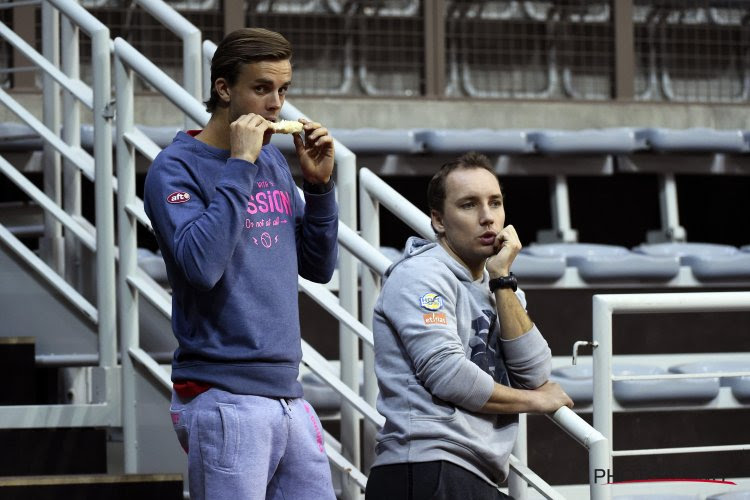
top-left (144, 28), bottom-right (338, 500)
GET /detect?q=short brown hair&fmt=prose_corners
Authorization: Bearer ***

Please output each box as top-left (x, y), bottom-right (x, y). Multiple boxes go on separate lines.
top-left (427, 151), bottom-right (496, 214)
top-left (205, 28), bottom-right (292, 113)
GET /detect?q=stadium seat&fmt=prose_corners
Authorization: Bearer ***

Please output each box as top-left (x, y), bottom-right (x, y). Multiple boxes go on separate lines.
top-left (416, 129), bottom-right (533, 155)
top-left (633, 242), bottom-right (750, 280)
top-left (272, 128), bottom-right (425, 154)
top-left (512, 253), bottom-right (566, 281)
top-left (523, 243), bottom-right (680, 281)
top-left (137, 247), bottom-right (169, 285)
top-left (551, 363), bottom-right (722, 406)
top-left (527, 127), bottom-right (647, 155)
top-left (612, 364), bottom-right (720, 405)
top-left (550, 364), bottom-right (594, 405)
top-left (642, 127), bottom-right (748, 153)
top-left (670, 361), bottom-right (750, 402)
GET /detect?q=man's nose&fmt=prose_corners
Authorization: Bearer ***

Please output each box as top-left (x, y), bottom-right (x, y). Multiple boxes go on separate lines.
top-left (267, 92), bottom-right (282, 109)
top-left (479, 204), bottom-right (494, 225)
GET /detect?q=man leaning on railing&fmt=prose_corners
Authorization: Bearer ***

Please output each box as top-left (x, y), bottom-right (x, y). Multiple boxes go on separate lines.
top-left (366, 152), bottom-right (573, 500)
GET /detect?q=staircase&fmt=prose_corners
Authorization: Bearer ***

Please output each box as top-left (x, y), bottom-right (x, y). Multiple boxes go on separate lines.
top-left (0, 337), bottom-right (183, 499)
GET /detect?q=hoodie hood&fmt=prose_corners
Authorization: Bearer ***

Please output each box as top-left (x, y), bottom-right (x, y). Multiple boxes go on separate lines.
top-left (385, 236), bottom-right (478, 284)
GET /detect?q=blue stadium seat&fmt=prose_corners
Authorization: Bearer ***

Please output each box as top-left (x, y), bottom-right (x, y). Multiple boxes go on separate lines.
top-left (272, 128), bottom-right (425, 154)
top-left (551, 362), bottom-right (721, 406)
top-left (416, 129), bottom-right (533, 155)
top-left (670, 361), bottom-right (750, 402)
top-left (642, 128), bottom-right (748, 153)
top-left (137, 247), bottom-right (169, 285)
top-left (523, 243), bottom-right (680, 281)
top-left (550, 364), bottom-right (594, 405)
top-left (633, 243), bottom-right (750, 280)
top-left (512, 253), bottom-right (566, 281)
top-left (613, 364), bottom-right (720, 405)
top-left (527, 127), bottom-right (647, 155)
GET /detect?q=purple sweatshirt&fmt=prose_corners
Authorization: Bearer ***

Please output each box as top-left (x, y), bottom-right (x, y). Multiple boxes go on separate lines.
top-left (144, 131), bottom-right (338, 397)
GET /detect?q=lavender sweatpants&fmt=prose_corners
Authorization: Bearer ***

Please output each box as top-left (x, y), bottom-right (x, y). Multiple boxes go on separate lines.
top-left (170, 388), bottom-right (336, 500)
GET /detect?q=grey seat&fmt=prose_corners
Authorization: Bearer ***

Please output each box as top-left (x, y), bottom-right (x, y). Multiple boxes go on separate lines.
top-left (643, 127), bottom-right (748, 153)
top-left (417, 129), bottom-right (533, 155)
top-left (300, 372), bottom-right (343, 413)
top-left (512, 253), bottom-right (566, 281)
top-left (613, 364), bottom-right (720, 405)
top-left (137, 247), bottom-right (169, 285)
top-left (670, 360), bottom-right (750, 402)
top-left (300, 370), bottom-right (365, 414)
top-left (633, 242), bottom-right (750, 280)
top-left (527, 127), bottom-right (647, 155)
top-left (332, 128), bottom-right (425, 154)
top-left (550, 364), bottom-right (594, 405)
top-left (523, 243), bottom-right (679, 281)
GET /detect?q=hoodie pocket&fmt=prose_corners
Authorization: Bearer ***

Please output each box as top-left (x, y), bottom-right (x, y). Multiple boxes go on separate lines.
top-left (198, 403), bottom-right (240, 471)
top-left (407, 378), bottom-right (457, 421)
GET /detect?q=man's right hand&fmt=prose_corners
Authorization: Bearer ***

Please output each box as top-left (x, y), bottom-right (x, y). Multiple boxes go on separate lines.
top-left (529, 381), bottom-right (574, 413)
top-left (230, 113), bottom-right (269, 164)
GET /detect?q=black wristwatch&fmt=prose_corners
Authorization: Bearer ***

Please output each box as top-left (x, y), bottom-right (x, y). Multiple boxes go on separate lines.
top-left (489, 272), bottom-right (517, 293)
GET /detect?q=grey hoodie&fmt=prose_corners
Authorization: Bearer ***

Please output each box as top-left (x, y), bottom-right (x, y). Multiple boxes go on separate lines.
top-left (372, 237), bottom-right (552, 486)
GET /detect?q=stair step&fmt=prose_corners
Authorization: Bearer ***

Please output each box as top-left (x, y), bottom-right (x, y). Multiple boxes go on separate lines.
top-left (0, 428), bottom-right (106, 476)
top-left (0, 473), bottom-right (183, 500)
top-left (0, 337), bottom-right (36, 405)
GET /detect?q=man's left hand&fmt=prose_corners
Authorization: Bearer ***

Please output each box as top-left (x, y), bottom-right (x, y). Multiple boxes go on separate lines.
top-left (486, 224), bottom-right (522, 278)
top-left (294, 119), bottom-right (334, 185)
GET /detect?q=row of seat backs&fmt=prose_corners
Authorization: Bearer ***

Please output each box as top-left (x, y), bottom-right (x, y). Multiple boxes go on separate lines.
top-left (3, 122), bottom-right (750, 155)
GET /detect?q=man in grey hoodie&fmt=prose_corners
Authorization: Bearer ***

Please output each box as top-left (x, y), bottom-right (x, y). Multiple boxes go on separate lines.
top-left (366, 152), bottom-right (573, 500)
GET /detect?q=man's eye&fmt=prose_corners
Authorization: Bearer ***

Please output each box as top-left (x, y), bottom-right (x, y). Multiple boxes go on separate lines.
top-left (255, 86), bottom-right (268, 94)
top-left (279, 87), bottom-right (289, 95)
top-left (491, 200), bottom-right (503, 207)
top-left (461, 202), bottom-right (475, 209)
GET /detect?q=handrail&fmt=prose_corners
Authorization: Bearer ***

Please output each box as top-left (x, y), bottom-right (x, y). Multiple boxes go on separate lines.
top-left (114, 38), bottom-right (210, 127)
top-left (133, 0), bottom-right (201, 126)
top-left (0, 224), bottom-right (98, 324)
top-left (0, 21), bottom-right (93, 108)
top-left (0, 155), bottom-right (96, 251)
top-left (592, 291), bottom-right (750, 487)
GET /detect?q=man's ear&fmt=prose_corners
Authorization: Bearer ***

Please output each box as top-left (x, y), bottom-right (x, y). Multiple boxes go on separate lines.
top-left (431, 209), bottom-right (444, 236)
top-left (215, 78), bottom-right (231, 104)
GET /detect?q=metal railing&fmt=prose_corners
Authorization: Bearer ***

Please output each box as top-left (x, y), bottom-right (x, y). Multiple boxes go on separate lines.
top-left (592, 291), bottom-right (750, 483)
top-left (0, 0), bottom-right (118, 422)
top-left (358, 166), bottom-right (612, 500)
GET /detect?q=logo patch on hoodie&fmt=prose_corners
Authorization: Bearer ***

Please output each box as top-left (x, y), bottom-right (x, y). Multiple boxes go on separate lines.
top-left (419, 292), bottom-right (443, 311)
top-left (423, 312), bottom-right (447, 325)
top-left (167, 191), bottom-right (191, 204)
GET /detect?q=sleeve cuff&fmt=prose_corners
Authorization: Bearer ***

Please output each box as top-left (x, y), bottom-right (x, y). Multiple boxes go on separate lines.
top-left (458, 369), bottom-right (495, 412)
top-left (303, 178), bottom-right (334, 194)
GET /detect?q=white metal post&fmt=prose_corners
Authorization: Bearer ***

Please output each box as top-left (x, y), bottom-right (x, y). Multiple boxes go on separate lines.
top-left (538, 174), bottom-right (577, 243)
top-left (509, 413), bottom-right (529, 499)
top-left (91, 22), bottom-right (117, 372)
top-left (592, 295), bottom-right (614, 458)
top-left (134, 0), bottom-right (201, 129)
top-left (648, 173), bottom-right (687, 242)
top-left (114, 44), bottom-right (139, 473)
top-left (41, 1), bottom-right (63, 273)
top-left (358, 172), bottom-right (380, 473)
top-left (338, 149), bottom-right (362, 500)
top-left (61, 15), bottom-right (82, 288)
